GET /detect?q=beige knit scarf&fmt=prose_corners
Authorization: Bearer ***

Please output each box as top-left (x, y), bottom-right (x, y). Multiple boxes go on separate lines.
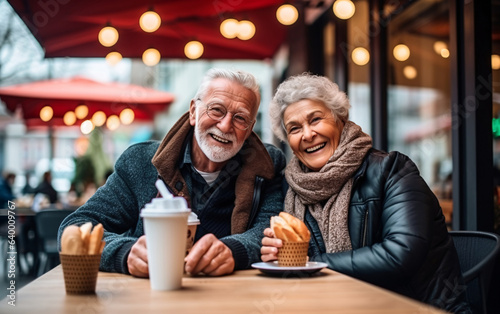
top-left (284, 121), bottom-right (372, 253)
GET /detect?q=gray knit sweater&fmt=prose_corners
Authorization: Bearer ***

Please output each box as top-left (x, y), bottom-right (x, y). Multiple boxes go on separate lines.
top-left (58, 135), bottom-right (285, 274)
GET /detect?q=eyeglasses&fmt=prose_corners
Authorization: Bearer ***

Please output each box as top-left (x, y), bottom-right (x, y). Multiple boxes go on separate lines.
top-left (197, 100), bottom-right (254, 130)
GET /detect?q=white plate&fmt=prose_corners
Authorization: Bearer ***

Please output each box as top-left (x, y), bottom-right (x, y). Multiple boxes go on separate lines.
top-left (251, 261), bottom-right (328, 277)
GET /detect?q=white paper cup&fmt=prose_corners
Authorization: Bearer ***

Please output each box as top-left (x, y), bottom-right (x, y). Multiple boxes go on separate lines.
top-left (141, 208), bottom-right (190, 291)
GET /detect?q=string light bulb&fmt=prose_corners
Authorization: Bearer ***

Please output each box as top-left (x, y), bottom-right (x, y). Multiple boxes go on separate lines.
top-left (106, 115), bottom-right (121, 130)
top-left (220, 18), bottom-right (239, 39)
top-left (98, 25), bottom-right (119, 47)
top-left (80, 120), bottom-right (94, 135)
top-left (139, 10), bottom-right (161, 33)
top-left (142, 48), bottom-right (161, 66)
top-left (491, 54), bottom-right (500, 70)
top-left (119, 108), bottom-right (135, 125)
top-left (63, 111), bottom-right (76, 126)
top-left (403, 66), bottom-right (417, 79)
top-left (276, 4), bottom-right (298, 25)
top-left (106, 51), bottom-right (122, 66)
top-left (351, 47), bottom-right (370, 66)
top-left (92, 111), bottom-right (107, 127)
top-left (184, 41), bottom-right (204, 59)
top-left (393, 44), bottom-right (410, 61)
top-left (75, 104), bottom-right (89, 119)
top-left (237, 20), bottom-right (255, 40)
top-left (333, 0), bottom-right (355, 20)
top-left (40, 106), bottom-right (53, 122)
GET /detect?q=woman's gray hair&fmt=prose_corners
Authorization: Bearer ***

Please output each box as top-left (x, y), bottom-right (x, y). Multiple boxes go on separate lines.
top-left (269, 73), bottom-right (350, 142)
top-left (194, 68), bottom-right (261, 107)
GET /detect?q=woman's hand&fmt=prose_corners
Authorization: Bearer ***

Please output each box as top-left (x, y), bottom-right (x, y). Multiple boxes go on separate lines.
top-left (260, 227), bottom-right (283, 262)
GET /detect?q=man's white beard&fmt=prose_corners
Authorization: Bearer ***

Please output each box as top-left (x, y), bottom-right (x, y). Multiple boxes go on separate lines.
top-left (194, 109), bottom-right (244, 163)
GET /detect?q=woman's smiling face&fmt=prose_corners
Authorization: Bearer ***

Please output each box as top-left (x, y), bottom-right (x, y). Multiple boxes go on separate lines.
top-left (283, 99), bottom-right (343, 171)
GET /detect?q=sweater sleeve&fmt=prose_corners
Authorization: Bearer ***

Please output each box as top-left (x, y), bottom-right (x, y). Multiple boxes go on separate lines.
top-left (310, 152), bottom-right (437, 284)
top-left (58, 141), bottom-right (159, 273)
top-left (219, 144), bottom-right (286, 270)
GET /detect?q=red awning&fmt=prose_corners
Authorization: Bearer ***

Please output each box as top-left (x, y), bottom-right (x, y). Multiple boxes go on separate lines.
top-left (0, 77), bottom-right (175, 125)
top-left (6, 0), bottom-right (288, 60)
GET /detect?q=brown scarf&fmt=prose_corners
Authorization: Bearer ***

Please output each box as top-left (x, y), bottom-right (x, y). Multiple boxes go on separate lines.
top-left (151, 112), bottom-right (275, 234)
top-left (284, 121), bottom-right (372, 253)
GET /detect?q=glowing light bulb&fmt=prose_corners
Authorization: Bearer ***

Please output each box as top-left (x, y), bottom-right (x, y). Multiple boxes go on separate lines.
top-left (393, 44), bottom-right (410, 61)
top-left (403, 66), bottom-right (417, 79)
top-left (220, 18), bottom-right (239, 39)
top-left (106, 115), bottom-right (120, 130)
top-left (119, 108), bottom-right (135, 125)
top-left (184, 41), bottom-right (204, 59)
top-left (276, 4), bottom-right (298, 25)
top-left (351, 47), bottom-right (370, 66)
top-left (333, 0), bottom-right (355, 20)
top-left (63, 111), bottom-right (76, 126)
top-left (92, 111), bottom-right (107, 127)
top-left (237, 20), bottom-right (255, 40)
top-left (139, 10), bottom-right (161, 33)
top-left (40, 106), bottom-right (53, 122)
top-left (80, 120), bottom-right (94, 134)
top-left (492, 54), bottom-right (500, 70)
top-left (98, 26), bottom-right (119, 47)
top-left (75, 104), bottom-right (89, 119)
top-left (106, 51), bottom-right (122, 66)
top-left (142, 48), bottom-right (161, 66)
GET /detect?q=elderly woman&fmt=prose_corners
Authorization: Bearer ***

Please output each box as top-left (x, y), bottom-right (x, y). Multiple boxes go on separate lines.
top-left (262, 73), bottom-right (470, 312)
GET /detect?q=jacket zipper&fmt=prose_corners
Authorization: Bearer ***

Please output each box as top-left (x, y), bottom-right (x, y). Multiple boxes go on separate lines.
top-left (362, 210), bottom-right (369, 247)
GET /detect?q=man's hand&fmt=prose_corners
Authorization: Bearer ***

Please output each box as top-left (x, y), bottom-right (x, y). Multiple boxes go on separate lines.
top-left (260, 227), bottom-right (282, 262)
top-left (127, 235), bottom-right (149, 277)
top-left (184, 234), bottom-right (235, 276)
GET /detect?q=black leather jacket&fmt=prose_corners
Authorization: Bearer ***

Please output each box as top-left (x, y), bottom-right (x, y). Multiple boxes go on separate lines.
top-left (307, 149), bottom-right (470, 312)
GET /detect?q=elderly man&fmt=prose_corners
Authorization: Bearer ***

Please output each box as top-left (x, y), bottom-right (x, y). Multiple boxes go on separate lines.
top-left (58, 68), bottom-right (285, 277)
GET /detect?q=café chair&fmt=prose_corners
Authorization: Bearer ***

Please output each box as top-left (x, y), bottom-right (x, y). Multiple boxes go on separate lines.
top-left (34, 209), bottom-right (73, 277)
top-left (449, 231), bottom-right (500, 314)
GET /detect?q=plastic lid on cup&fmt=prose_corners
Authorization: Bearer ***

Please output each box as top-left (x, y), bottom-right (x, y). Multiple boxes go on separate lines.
top-left (188, 212), bottom-right (200, 225)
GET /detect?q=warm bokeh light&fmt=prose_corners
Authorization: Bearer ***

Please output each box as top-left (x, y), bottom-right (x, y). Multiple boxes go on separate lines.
top-left (492, 54), bottom-right (500, 70)
top-left (75, 104), bottom-right (89, 119)
top-left (393, 44), bottom-right (410, 61)
top-left (63, 111), bottom-right (77, 126)
top-left (433, 41), bottom-right (447, 55)
top-left (39, 106), bottom-right (53, 122)
top-left (139, 10), bottom-right (161, 33)
top-left (220, 18), bottom-right (239, 39)
top-left (80, 120), bottom-right (94, 135)
top-left (333, 0), bottom-right (355, 20)
top-left (119, 108), bottom-right (135, 125)
top-left (106, 51), bottom-right (122, 66)
top-left (142, 48), bottom-right (161, 66)
top-left (237, 20), bottom-right (255, 40)
top-left (403, 66), bottom-right (417, 79)
top-left (184, 41), bottom-right (204, 59)
top-left (440, 48), bottom-right (450, 58)
top-left (276, 4), bottom-right (299, 25)
top-left (351, 47), bottom-right (370, 66)
top-left (98, 26), bottom-right (119, 47)
top-left (92, 111), bottom-right (107, 127)
top-left (106, 115), bottom-right (121, 130)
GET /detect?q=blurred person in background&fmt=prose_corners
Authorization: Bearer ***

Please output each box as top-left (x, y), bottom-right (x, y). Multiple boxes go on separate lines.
top-left (34, 171), bottom-right (58, 205)
top-left (0, 171), bottom-right (16, 208)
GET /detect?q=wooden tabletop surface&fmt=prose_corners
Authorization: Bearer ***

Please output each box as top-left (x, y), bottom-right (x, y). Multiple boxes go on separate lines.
top-left (1, 265), bottom-right (445, 313)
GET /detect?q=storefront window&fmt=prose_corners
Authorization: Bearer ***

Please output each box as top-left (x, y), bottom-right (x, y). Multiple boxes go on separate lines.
top-left (386, 0), bottom-right (451, 209)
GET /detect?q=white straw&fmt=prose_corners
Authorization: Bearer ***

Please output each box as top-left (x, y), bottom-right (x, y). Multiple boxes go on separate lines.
top-left (155, 179), bottom-right (173, 198)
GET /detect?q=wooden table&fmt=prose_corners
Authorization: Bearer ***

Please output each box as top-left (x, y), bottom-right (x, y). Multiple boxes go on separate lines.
top-left (1, 265), bottom-right (445, 313)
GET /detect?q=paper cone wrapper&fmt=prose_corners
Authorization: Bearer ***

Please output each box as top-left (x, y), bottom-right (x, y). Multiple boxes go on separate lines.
top-left (277, 241), bottom-right (309, 267)
top-left (60, 253), bottom-right (101, 294)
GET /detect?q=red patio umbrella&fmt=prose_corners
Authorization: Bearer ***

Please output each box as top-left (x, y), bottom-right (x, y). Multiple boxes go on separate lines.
top-left (6, 0), bottom-right (288, 60)
top-left (0, 77), bottom-right (175, 127)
